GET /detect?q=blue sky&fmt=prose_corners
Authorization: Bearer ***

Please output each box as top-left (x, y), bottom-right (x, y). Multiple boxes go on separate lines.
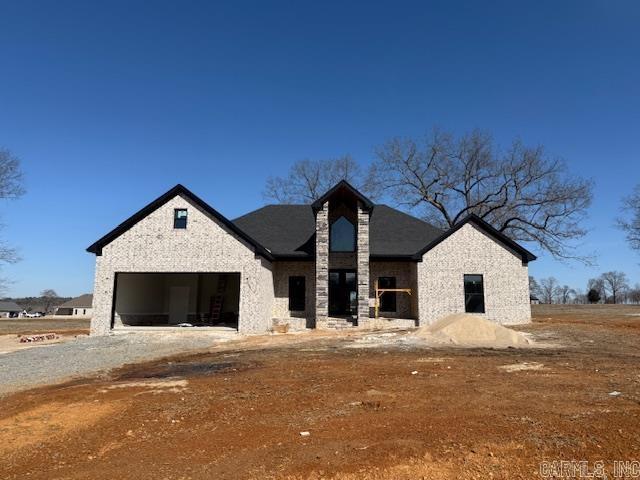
top-left (0, 0), bottom-right (639, 297)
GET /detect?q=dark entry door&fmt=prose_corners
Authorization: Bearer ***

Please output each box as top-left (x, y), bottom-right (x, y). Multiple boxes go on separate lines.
top-left (329, 270), bottom-right (357, 316)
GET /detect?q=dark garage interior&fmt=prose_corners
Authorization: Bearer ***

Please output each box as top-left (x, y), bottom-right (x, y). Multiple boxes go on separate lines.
top-left (113, 272), bottom-right (240, 329)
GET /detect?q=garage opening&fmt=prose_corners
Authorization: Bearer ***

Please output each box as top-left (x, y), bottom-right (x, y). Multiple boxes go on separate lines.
top-left (113, 273), bottom-right (240, 329)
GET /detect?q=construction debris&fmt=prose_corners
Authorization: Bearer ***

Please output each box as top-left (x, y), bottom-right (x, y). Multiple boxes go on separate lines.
top-left (19, 333), bottom-right (58, 343)
top-left (499, 362), bottom-right (545, 372)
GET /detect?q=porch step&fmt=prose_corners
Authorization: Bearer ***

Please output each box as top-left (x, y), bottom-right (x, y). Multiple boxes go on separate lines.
top-left (323, 317), bottom-right (356, 330)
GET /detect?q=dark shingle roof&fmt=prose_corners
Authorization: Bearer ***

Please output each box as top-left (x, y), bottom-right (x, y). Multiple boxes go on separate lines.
top-left (87, 183), bottom-right (536, 264)
top-left (0, 301), bottom-right (21, 312)
top-left (57, 294), bottom-right (93, 309)
top-left (233, 204), bottom-right (444, 258)
top-left (233, 205), bottom-right (316, 258)
top-left (370, 206), bottom-right (444, 256)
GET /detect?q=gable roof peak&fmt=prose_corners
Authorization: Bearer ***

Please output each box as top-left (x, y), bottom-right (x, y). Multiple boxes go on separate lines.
top-left (311, 180), bottom-right (374, 211)
top-left (86, 184), bottom-right (273, 260)
top-left (412, 213), bottom-right (537, 263)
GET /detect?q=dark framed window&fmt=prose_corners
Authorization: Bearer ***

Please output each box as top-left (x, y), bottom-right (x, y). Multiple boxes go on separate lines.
top-left (174, 209), bottom-right (188, 229)
top-left (464, 274), bottom-right (485, 313)
top-left (378, 276), bottom-right (396, 312)
top-left (330, 216), bottom-right (356, 252)
top-left (288, 276), bottom-right (306, 311)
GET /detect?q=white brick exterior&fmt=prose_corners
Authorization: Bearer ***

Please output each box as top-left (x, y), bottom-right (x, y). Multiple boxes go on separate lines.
top-left (89, 187), bottom-right (531, 335)
top-left (272, 261), bottom-right (315, 323)
top-left (91, 194), bottom-right (273, 336)
top-left (71, 307), bottom-right (93, 317)
top-left (416, 223), bottom-right (531, 325)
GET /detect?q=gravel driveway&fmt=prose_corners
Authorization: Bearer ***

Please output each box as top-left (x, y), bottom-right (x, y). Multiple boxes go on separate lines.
top-left (0, 332), bottom-right (237, 396)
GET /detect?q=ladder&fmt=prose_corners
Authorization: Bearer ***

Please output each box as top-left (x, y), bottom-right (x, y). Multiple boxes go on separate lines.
top-left (209, 276), bottom-right (228, 324)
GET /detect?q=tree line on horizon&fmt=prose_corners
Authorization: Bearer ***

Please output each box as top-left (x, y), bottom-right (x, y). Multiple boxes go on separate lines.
top-left (530, 272), bottom-right (640, 305)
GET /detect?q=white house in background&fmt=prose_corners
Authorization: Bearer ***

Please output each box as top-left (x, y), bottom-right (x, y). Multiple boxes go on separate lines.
top-left (56, 294), bottom-right (94, 317)
top-left (0, 301), bottom-right (22, 318)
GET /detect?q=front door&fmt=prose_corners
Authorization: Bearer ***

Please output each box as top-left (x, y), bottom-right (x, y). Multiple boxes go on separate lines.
top-left (329, 270), bottom-right (357, 316)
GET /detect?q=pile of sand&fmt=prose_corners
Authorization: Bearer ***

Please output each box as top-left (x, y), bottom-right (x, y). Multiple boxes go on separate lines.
top-left (413, 313), bottom-right (532, 348)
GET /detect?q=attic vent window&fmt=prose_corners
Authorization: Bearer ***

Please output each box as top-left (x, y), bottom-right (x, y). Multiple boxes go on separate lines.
top-left (174, 209), bottom-right (188, 229)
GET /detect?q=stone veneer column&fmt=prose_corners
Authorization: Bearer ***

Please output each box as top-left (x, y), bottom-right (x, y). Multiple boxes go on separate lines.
top-left (315, 201), bottom-right (329, 326)
top-left (357, 202), bottom-right (370, 324)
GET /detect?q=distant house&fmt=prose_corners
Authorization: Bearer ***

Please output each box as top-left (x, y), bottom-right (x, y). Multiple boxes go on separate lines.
top-left (0, 301), bottom-right (22, 318)
top-left (56, 294), bottom-right (93, 317)
top-left (530, 295), bottom-right (541, 305)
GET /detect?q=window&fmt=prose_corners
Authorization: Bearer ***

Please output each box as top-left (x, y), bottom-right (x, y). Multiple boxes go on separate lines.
top-left (288, 276), bottom-right (306, 311)
top-left (83, 309), bottom-right (86, 315)
top-left (464, 274), bottom-right (485, 313)
top-left (330, 216), bottom-right (355, 252)
top-left (174, 209), bottom-right (188, 229)
top-left (378, 276), bottom-right (397, 312)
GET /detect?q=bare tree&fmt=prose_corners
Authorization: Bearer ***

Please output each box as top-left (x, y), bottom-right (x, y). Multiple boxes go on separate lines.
top-left (599, 271), bottom-right (629, 304)
top-left (617, 185), bottom-right (640, 252)
top-left (40, 289), bottom-right (58, 314)
top-left (556, 285), bottom-right (576, 304)
top-left (539, 277), bottom-right (559, 304)
top-left (628, 285), bottom-right (640, 304)
top-left (0, 150), bottom-right (25, 292)
top-left (0, 150), bottom-right (25, 199)
top-left (264, 155), bottom-right (374, 203)
top-left (572, 289), bottom-right (587, 304)
top-left (529, 276), bottom-right (541, 300)
top-left (368, 129), bottom-right (593, 261)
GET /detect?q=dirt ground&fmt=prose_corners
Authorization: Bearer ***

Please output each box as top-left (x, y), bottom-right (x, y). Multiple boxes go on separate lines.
top-left (0, 333), bottom-right (75, 355)
top-left (1, 305), bottom-right (640, 479)
top-left (0, 317), bottom-right (90, 354)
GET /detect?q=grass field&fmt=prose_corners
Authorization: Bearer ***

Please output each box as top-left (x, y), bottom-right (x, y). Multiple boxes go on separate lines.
top-left (532, 302), bottom-right (640, 317)
top-left (0, 317), bottom-right (90, 336)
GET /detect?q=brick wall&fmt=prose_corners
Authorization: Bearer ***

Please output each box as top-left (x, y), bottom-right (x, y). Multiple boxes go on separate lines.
top-left (272, 261), bottom-right (316, 326)
top-left (91, 194), bottom-right (274, 336)
top-left (369, 261), bottom-right (417, 319)
top-left (416, 223), bottom-right (531, 325)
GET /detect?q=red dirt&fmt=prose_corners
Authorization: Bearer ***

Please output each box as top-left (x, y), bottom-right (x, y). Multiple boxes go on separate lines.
top-left (1, 305), bottom-right (640, 479)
